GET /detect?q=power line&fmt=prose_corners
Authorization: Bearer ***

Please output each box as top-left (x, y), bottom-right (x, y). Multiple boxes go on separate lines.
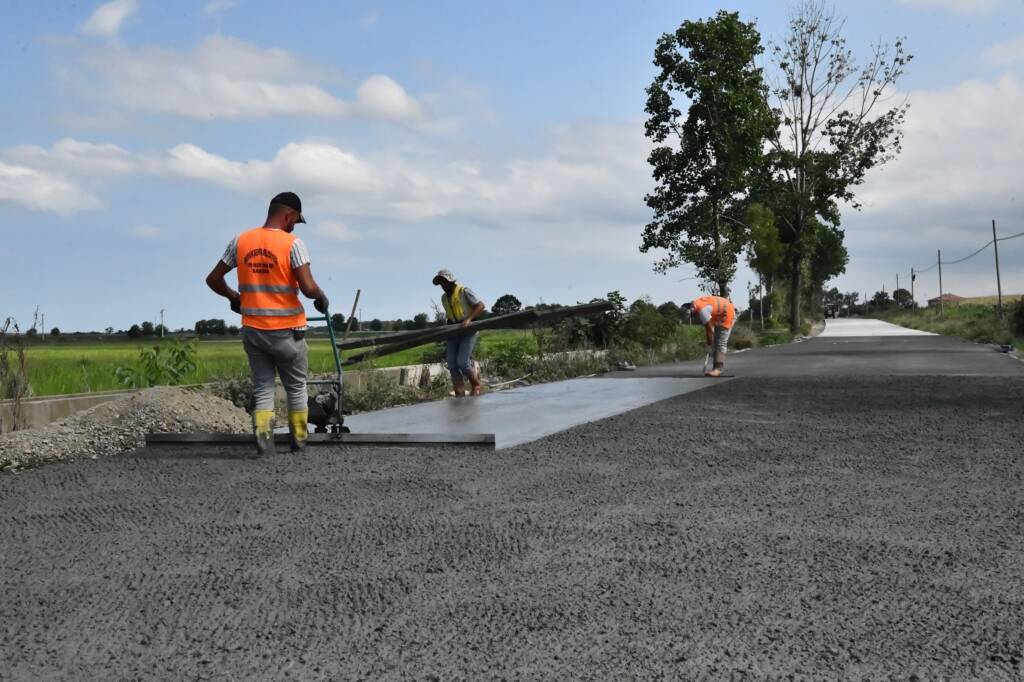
top-left (997, 229), bottom-right (1024, 242)
top-left (943, 239), bottom-right (993, 266)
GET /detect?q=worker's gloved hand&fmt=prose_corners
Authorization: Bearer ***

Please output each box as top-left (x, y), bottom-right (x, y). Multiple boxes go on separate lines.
top-left (704, 344), bottom-right (713, 356)
top-left (313, 295), bottom-right (330, 314)
top-left (230, 298), bottom-right (241, 314)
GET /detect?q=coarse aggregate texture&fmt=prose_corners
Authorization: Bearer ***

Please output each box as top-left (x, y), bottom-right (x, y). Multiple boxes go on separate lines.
top-left (2, 375), bottom-right (1022, 679)
top-left (0, 387), bottom-right (249, 472)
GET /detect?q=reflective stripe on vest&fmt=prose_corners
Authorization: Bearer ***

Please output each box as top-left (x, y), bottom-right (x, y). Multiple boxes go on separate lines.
top-left (240, 307), bottom-right (306, 316)
top-left (239, 284), bottom-right (300, 294)
top-left (441, 283), bottom-right (467, 322)
top-left (235, 227), bottom-right (307, 330)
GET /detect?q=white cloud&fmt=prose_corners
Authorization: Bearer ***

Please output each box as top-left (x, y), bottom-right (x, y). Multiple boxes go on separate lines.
top-left (0, 161), bottom-right (101, 215)
top-left (164, 143), bottom-right (258, 189)
top-left (356, 75), bottom-right (423, 121)
top-left (315, 221), bottom-right (362, 241)
top-left (986, 35), bottom-right (1024, 65)
top-left (64, 34), bottom-right (427, 123)
top-left (836, 72), bottom-right (1024, 300)
top-left (203, 0), bottom-right (236, 16)
top-left (0, 121), bottom-right (654, 247)
top-left (80, 0), bottom-right (139, 38)
top-left (129, 225), bottom-right (162, 239)
top-left (894, 0), bottom-right (1006, 13)
top-left (4, 138), bottom-right (139, 176)
top-left (856, 73), bottom-right (1024, 213)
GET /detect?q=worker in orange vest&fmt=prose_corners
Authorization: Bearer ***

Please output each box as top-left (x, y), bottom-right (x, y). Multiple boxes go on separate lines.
top-left (205, 191), bottom-right (330, 456)
top-left (683, 295), bottom-right (736, 377)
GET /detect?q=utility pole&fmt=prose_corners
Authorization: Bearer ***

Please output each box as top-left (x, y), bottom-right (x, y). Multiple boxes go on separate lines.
top-left (160, 309), bottom-right (165, 338)
top-left (747, 281), bottom-right (753, 330)
top-left (938, 249), bottom-right (944, 319)
top-left (911, 268), bottom-right (915, 312)
top-left (41, 313), bottom-right (45, 340)
top-left (759, 277), bottom-right (764, 330)
top-left (992, 219), bottom-right (1003, 317)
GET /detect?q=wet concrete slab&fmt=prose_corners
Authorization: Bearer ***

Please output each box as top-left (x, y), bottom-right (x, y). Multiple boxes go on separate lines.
top-left (346, 377), bottom-right (717, 448)
top-left (819, 318), bottom-right (936, 337)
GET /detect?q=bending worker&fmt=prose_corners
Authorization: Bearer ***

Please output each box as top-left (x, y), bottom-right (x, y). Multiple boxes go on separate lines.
top-left (205, 191), bottom-right (329, 456)
top-left (684, 295), bottom-right (736, 378)
top-left (432, 269), bottom-right (486, 396)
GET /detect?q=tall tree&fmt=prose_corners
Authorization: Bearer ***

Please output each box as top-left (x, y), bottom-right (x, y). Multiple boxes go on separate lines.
top-left (807, 221), bottom-right (848, 288)
top-left (642, 10), bottom-right (775, 296)
top-left (745, 203), bottom-right (785, 292)
top-left (492, 294), bottom-right (522, 317)
top-left (765, 0), bottom-right (911, 329)
top-left (892, 288), bottom-right (913, 308)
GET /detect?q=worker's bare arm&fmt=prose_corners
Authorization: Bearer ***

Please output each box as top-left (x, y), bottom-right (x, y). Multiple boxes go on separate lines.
top-left (461, 302), bottom-right (487, 328)
top-left (206, 261), bottom-right (240, 305)
top-left (293, 264), bottom-right (325, 300)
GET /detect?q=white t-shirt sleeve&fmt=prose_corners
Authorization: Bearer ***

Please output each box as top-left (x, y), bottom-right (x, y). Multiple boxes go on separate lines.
top-left (290, 238), bottom-right (310, 269)
top-left (220, 236), bottom-right (239, 269)
top-left (698, 306), bottom-right (713, 325)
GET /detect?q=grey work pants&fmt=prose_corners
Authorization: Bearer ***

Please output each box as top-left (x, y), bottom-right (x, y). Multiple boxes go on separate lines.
top-left (713, 325), bottom-right (732, 368)
top-left (242, 327), bottom-right (308, 412)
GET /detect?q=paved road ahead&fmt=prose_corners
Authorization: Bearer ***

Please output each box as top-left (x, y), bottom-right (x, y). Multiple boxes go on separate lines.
top-left (2, 319), bottom-right (1022, 679)
top-left (623, 318), bottom-right (1024, 379)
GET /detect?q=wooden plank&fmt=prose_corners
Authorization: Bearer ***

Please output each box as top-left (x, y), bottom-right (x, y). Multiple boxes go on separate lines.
top-left (145, 432), bottom-right (496, 447)
top-left (336, 301), bottom-right (612, 351)
top-left (341, 301), bottom-right (613, 365)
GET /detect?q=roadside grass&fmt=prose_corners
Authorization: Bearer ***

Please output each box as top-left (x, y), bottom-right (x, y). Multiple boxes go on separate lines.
top-left (21, 330), bottom-right (534, 397)
top-left (20, 318), bottom-right (816, 399)
top-left (958, 295), bottom-right (1023, 306)
top-left (877, 304), bottom-right (1019, 346)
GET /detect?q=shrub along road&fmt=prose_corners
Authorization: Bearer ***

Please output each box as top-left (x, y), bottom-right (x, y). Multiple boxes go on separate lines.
top-left (1, 319), bottom-right (1022, 678)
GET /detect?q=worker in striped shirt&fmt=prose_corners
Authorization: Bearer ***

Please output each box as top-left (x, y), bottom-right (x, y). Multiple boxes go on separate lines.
top-left (206, 192), bottom-right (330, 456)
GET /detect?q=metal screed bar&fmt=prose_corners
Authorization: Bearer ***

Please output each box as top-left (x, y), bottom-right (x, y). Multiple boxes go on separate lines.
top-left (145, 432), bottom-right (496, 448)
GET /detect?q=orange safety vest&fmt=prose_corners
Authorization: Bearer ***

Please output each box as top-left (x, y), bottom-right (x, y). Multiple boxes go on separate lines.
top-left (236, 227), bottom-right (307, 330)
top-left (693, 295), bottom-right (736, 329)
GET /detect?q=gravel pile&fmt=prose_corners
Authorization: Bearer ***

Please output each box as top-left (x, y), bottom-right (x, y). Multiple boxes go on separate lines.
top-left (0, 387), bottom-right (249, 472)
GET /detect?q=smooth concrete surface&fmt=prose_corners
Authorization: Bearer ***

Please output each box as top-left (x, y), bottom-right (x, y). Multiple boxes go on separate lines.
top-left (819, 318), bottom-right (936, 337)
top-left (613, 332), bottom-right (1024, 379)
top-left (346, 376), bottom-right (716, 448)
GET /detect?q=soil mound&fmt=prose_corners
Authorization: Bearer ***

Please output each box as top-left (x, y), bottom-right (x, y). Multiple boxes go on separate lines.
top-left (0, 387), bottom-right (249, 472)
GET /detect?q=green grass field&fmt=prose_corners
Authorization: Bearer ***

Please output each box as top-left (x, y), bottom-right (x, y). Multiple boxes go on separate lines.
top-left (877, 303), bottom-right (1021, 346)
top-left (19, 331), bottom-right (536, 397)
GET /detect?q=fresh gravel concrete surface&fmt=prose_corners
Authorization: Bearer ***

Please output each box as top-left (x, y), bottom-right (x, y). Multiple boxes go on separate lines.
top-left (3, 329), bottom-right (1023, 678)
top-left (346, 377), bottom-right (718, 448)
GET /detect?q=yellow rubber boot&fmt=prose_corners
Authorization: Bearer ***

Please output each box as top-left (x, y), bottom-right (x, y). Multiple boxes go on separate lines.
top-left (252, 409), bottom-right (275, 457)
top-left (288, 409), bottom-right (309, 453)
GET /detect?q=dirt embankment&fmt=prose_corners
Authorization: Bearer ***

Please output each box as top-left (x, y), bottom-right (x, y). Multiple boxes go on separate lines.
top-left (0, 387), bottom-right (249, 472)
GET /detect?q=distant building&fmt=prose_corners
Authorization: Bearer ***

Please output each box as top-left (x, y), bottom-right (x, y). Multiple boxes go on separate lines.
top-left (927, 293), bottom-right (964, 306)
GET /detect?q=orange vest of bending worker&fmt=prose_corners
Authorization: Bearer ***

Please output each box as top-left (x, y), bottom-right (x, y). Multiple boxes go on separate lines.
top-left (693, 295), bottom-right (736, 329)
top-left (236, 227), bottom-right (307, 330)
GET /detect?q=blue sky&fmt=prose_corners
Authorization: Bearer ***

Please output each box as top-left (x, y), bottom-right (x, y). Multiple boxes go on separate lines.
top-left (3, 0), bottom-right (1024, 331)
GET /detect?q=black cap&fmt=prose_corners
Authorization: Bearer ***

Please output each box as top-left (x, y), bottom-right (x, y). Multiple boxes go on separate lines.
top-left (270, 191), bottom-right (306, 223)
